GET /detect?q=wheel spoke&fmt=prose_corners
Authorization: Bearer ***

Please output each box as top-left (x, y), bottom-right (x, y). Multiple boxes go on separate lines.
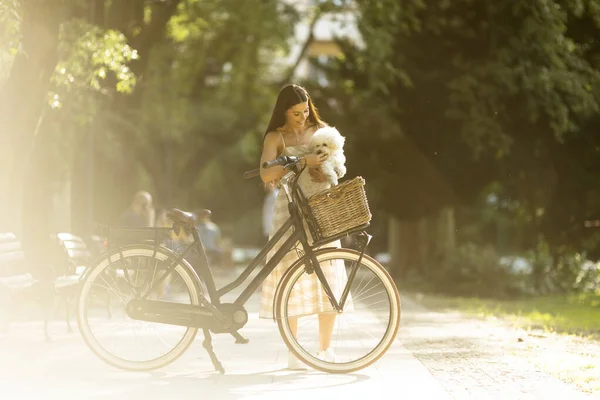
top-left (277, 249), bottom-right (400, 373)
top-left (77, 246), bottom-right (200, 371)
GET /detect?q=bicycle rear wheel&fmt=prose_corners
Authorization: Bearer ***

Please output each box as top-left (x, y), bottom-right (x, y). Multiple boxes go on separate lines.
top-left (77, 245), bottom-right (202, 371)
top-left (275, 248), bottom-right (400, 373)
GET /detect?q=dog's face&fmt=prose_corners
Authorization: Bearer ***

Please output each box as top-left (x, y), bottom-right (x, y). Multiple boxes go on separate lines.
top-left (311, 127), bottom-right (345, 157)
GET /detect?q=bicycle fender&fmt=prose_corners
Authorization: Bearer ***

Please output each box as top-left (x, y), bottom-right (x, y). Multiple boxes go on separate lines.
top-left (95, 244), bottom-right (207, 298)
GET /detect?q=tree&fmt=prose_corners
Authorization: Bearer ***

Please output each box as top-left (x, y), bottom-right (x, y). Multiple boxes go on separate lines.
top-left (81, 0), bottom-right (301, 244)
top-left (0, 0), bottom-right (328, 250)
top-left (0, 1), bottom-right (166, 252)
top-left (309, 0), bottom-right (600, 284)
top-left (0, 0), bottom-right (63, 234)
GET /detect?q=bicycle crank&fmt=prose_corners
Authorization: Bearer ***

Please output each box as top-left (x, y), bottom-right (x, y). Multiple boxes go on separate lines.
top-left (126, 300), bottom-right (248, 333)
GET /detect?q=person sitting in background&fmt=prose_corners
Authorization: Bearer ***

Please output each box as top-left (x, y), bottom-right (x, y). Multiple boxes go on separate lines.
top-left (118, 191), bottom-right (155, 228)
top-left (195, 210), bottom-right (223, 266)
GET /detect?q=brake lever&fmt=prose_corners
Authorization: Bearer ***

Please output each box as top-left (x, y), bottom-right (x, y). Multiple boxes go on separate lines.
top-left (284, 157), bottom-right (305, 172)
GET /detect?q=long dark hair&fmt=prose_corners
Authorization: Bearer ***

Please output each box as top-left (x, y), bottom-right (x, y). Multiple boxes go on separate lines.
top-left (264, 84), bottom-right (324, 137)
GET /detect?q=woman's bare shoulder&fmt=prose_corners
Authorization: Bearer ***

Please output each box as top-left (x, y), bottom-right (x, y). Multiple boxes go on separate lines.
top-left (263, 130), bottom-right (284, 153)
top-left (264, 130), bottom-right (283, 143)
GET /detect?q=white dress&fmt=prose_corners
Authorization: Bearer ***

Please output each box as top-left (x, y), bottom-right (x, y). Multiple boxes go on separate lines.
top-left (259, 143), bottom-right (353, 319)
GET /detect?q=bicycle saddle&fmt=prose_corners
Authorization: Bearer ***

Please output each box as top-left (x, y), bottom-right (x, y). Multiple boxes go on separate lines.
top-left (167, 208), bottom-right (210, 226)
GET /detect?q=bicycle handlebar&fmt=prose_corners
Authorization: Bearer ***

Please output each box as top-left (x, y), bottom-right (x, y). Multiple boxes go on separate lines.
top-left (262, 155), bottom-right (301, 169)
top-left (243, 156), bottom-right (303, 180)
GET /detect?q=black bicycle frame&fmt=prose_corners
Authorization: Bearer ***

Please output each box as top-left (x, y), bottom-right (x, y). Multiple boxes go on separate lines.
top-left (111, 182), bottom-right (352, 318)
top-left (198, 198), bottom-right (344, 313)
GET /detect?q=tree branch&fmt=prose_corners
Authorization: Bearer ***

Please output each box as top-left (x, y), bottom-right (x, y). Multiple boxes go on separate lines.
top-left (129, 0), bottom-right (182, 78)
top-left (279, 8), bottom-right (324, 85)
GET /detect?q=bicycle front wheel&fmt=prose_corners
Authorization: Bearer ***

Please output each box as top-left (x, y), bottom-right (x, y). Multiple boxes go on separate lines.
top-left (77, 245), bottom-right (202, 371)
top-left (275, 248), bottom-right (401, 373)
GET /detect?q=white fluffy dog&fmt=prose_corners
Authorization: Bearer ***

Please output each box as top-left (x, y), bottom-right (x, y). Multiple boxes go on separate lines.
top-left (298, 126), bottom-right (347, 198)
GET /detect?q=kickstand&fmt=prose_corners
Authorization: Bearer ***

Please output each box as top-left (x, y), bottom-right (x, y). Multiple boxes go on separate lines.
top-left (231, 331), bottom-right (249, 344)
top-left (202, 328), bottom-right (225, 374)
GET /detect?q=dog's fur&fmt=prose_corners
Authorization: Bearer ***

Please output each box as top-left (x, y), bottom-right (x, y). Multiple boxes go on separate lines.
top-left (298, 126), bottom-right (347, 198)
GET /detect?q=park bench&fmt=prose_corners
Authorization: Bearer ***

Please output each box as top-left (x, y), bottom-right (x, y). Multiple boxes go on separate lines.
top-left (0, 232), bottom-right (89, 341)
top-left (53, 232), bottom-right (93, 330)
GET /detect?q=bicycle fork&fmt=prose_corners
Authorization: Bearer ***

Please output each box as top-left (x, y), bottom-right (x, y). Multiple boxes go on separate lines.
top-left (305, 231), bottom-right (372, 312)
top-left (340, 231), bottom-right (372, 308)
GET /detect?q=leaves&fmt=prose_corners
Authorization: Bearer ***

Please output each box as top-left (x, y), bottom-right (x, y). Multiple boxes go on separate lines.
top-left (0, 0), bottom-right (21, 81)
top-left (54, 19), bottom-right (137, 96)
top-left (310, 0), bottom-right (600, 257)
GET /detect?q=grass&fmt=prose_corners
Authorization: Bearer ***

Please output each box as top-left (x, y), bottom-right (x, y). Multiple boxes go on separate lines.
top-left (412, 291), bottom-right (600, 339)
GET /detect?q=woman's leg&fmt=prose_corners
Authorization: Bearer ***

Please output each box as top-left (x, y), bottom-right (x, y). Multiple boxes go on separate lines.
top-left (290, 314), bottom-right (335, 349)
top-left (318, 313), bottom-right (336, 351)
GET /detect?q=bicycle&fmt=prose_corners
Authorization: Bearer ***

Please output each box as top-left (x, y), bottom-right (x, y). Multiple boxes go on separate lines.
top-left (76, 155), bottom-right (401, 374)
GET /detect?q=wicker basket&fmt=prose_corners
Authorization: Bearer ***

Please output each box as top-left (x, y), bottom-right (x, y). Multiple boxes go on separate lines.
top-left (306, 176), bottom-right (372, 240)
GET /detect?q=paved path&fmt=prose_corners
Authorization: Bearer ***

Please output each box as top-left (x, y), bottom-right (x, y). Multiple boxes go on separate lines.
top-left (0, 267), bottom-right (596, 399)
top-left (399, 299), bottom-right (598, 399)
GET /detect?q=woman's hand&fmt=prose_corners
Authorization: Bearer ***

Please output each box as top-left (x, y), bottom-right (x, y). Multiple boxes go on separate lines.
top-left (303, 153), bottom-right (328, 182)
top-left (304, 152), bottom-right (327, 167)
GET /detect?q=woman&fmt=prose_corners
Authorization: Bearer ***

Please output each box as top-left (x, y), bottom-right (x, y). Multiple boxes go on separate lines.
top-left (259, 84), bottom-right (346, 370)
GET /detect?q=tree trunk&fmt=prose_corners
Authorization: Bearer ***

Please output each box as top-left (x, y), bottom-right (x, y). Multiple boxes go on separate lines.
top-left (389, 216), bottom-right (427, 281)
top-left (389, 210), bottom-right (455, 282)
top-left (21, 120), bottom-right (56, 265)
top-left (0, 1), bottom-right (62, 237)
top-left (436, 207), bottom-right (456, 257)
top-left (388, 216), bottom-right (403, 280)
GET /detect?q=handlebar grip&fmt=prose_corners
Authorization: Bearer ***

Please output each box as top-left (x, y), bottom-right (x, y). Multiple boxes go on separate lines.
top-left (262, 156), bottom-right (290, 169)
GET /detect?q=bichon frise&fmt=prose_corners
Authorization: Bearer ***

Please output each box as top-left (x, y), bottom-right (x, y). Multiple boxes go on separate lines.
top-left (298, 126), bottom-right (347, 198)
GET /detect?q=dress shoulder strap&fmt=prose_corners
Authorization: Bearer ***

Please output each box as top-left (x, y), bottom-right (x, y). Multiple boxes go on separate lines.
top-left (276, 128), bottom-right (286, 154)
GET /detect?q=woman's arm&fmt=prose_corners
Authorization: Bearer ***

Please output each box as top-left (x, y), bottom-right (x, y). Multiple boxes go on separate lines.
top-left (260, 132), bottom-right (286, 184)
top-left (260, 131), bottom-right (327, 184)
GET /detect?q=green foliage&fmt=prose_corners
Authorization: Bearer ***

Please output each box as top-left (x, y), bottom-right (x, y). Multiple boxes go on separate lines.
top-left (306, 0), bottom-right (600, 294)
top-left (420, 242), bottom-right (521, 298)
top-left (350, 0), bottom-right (600, 158)
top-left (75, 0), bottom-right (304, 240)
top-left (317, 3), bottom-right (600, 223)
top-left (0, 0), bottom-right (20, 86)
top-left (52, 19), bottom-right (138, 114)
top-left (0, 0), bottom-right (20, 54)
top-left (417, 291), bottom-right (600, 337)
top-left (522, 235), bottom-right (600, 294)
top-left (25, 16), bottom-right (143, 189)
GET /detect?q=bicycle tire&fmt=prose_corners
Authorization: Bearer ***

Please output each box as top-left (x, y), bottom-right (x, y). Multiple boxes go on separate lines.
top-left (275, 248), bottom-right (401, 373)
top-left (77, 244), bottom-right (202, 371)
